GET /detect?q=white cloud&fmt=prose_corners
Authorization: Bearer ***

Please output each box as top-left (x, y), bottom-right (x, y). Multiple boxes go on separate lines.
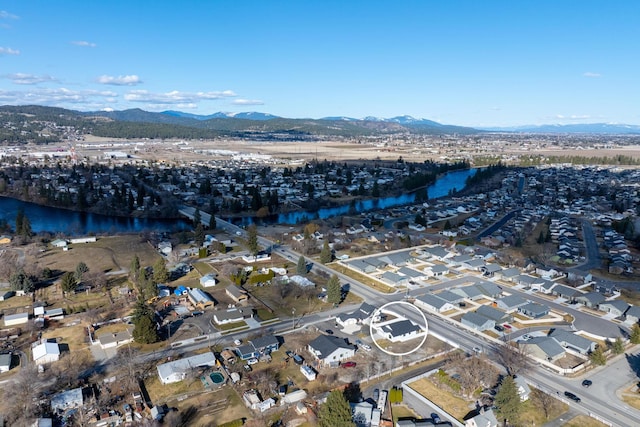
top-left (583, 72), bottom-right (601, 78)
top-left (124, 89), bottom-right (236, 104)
top-left (0, 11), bottom-right (18, 19)
top-left (0, 47), bottom-right (20, 55)
top-left (72, 40), bottom-right (97, 48)
top-left (4, 73), bottom-right (57, 85)
top-left (555, 114), bottom-right (591, 120)
top-left (232, 99), bottom-right (264, 106)
top-left (0, 87), bottom-right (117, 105)
top-left (97, 74), bottom-right (143, 86)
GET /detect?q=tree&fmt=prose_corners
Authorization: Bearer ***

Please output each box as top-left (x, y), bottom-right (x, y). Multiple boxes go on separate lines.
top-left (320, 240), bottom-right (332, 264)
top-left (445, 353), bottom-right (499, 398)
top-left (129, 255), bottom-right (140, 282)
top-left (15, 207), bottom-right (24, 235)
top-left (611, 337), bottom-right (625, 355)
top-left (494, 375), bottom-right (522, 425)
top-left (208, 213), bottom-right (216, 230)
top-left (296, 256), bottom-right (307, 275)
top-left (9, 268), bottom-right (34, 293)
top-left (246, 224), bottom-right (259, 256)
top-left (318, 390), bottom-right (356, 427)
top-left (60, 271), bottom-right (78, 294)
top-left (631, 323), bottom-right (640, 344)
top-left (496, 342), bottom-right (530, 377)
top-left (75, 261), bottom-right (89, 282)
top-left (529, 388), bottom-right (557, 421)
top-left (589, 345), bottom-right (606, 365)
top-left (132, 299), bottom-right (158, 344)
top-left (327, 274), bottom-right (342, 305)
top-left (194, 222), bottom-right (205, 247)
top-left (193, 208), bottom-right (201, 226)
top-left (152, 258), bottom-right (169, 285)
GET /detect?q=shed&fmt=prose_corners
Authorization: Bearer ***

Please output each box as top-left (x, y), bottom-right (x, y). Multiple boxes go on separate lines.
top-left (4, 312), bottom-right (29, 326)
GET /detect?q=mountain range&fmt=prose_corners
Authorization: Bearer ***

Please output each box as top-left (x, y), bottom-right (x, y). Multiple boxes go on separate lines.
top-left (0, 105), bottom-right (639, 143)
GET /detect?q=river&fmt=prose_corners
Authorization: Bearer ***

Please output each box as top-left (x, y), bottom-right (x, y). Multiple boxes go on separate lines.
top-left (0, 168), bottom-right (477, 233)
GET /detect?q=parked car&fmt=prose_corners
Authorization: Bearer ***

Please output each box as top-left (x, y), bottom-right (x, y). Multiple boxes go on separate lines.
top-left (522, 334), bottom-right (531, 340)
top-left (234, 339), bottom-right (242, 346)
top-left (292, 354), bottom-right (304, 365)
top-left (582, 379), bottom-right (592, 388)
top-left (325, 329), bottom-right (334, 335)
top-left (431, 413), bottom-right (441, 423)
top-left (503, 323), bottom-right (512, 329)
top-left (341, 361), bottom-right (357, 368)
top-left (285, 350), bottom-right (294, 357)
top-left (473, 346), bottom-right (482, 354)
top-left (373, 389), bottom-right (380, 402)
top-left (494, 325), bottom-right (504, 332)
top-left (361, 343), bottom-right (372, 351)
top-left (243, 364), bottom-right (252, 372)
top-left (564, 391), bottom-right (581, 402)
top-left (247, 358), bottom-right (259, 365)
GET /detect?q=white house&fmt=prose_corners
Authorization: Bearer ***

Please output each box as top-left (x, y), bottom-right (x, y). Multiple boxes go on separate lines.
top-left (300, 364), bottom-right (317, 381)
top-left (32, 341), bottom-right (61, 365)
top-left (465, 408), bottom-right (498, 427)
top-left (376, 319), bottom-right (426, 343)
top-left (97, 330), bottom-right (133, 349)
top-left (3, 312), bottom-right (28, 326)
top-left (156, 352), bottom-right (217, 384)
top-left (414, 293), bottom-right (456, 313)
top-left (308, 335), bottom-right (356, 366)
top-left (199, 273), bottom-right (218, 288)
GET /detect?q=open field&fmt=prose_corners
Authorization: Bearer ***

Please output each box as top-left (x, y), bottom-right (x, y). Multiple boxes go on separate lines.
top-left (407, 377), bottom-right (471, 421)
top-left (562, 415), bottom-right (609, 427)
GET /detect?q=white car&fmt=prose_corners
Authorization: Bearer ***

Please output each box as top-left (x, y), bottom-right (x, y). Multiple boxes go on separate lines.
top-left (361, 344), bottom-right (372, 351)
top-left (522, 334), bottom-right (532, 341)
top-left (234, 339), bottom-right (242, 346)
top-left (247, 358), bottom-right (258, 365)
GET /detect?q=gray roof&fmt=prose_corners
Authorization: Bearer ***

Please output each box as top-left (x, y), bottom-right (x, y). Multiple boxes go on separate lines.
top-left (598, 299), bottom-right (629, 312)
top-left (466, 408), bottom-right (498, 427)
top-left (549, 329), bottom-right (595, 351)
top-left (476, 305), bottom-right (510, 322)
top-left (477, 282), bottom-right (503, 297)
top-left (500, 267), bottom-right (521, 278)
top-left (382, 319), bottom-right (422, 337)
top-left (430, 264), bottom-right (449, 273)
top-left (523, 336), bottom-right (565, 359)
top-left (435, 290), bottom-right (465, 303)
top-left (575, 292), bottom-right (606, 305)
top-left (398, 266), bottom-right (423, 278)
top-left (157, 352), bottom-right (217, 381)
top-left (423, 246), bottom-right (450, 259)
top-left (552, 284), bottom-right (580, 298)
top-left (0, 353), bottom-right (11, 367)
top-left (250, 335), bottom-right (279, 351)
top-left (626, 305), bottom-right (640, 319)
top-left (496, 295), bottom-right (529, 309)
top-left (380, 271), bottom-right (405, 284)
top-left (451, 285), bottom-right (484, 299)
top-left (518, 302), bottom-right (549, 315)
top-left (308, 335), bottom-right (355, 358)
top-left (416, 293), bottom-right (451, 310)
top-left (461, 312), bottom-right (494, 329)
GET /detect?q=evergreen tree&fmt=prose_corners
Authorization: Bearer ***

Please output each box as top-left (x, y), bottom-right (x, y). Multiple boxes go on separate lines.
top-left (246, 224), bottom-right (259, 256)
top-left (494, 376), bottom-right (521, 425)
top-left (130, 255), bottom-right (140, 282)
top-left (9, 268), bottom-right (34, 293)
top-left (327, 274), bottom-right (342, 305)
top-left (589, 346), bottom-right (606, 365)
top-left (60, 271), bottom-right (78, 294)
top-left (132, 299), bottom-right (158, 344)
top-left (15, 207), bottom-right (24, 235)
top-left (318, 390), bottom-right (355, 427)
top-left (537, 231), bottom-right (545, 244)
top-left (611, 337), bottom-right (625, 355)
top-left (297, 256), bottom-right (307, 275)
top-left (20, 216), bottom-right (32, 238)
top-left (152, 258), bottom-right (169, 285)
top-left (631, 324), bottom-right (640, 344)
top-left (194, 222), bottom-right (205, 247)
top-left (208, 213), bottom-right (216, 230)
top-left (320, 240), bottom-right (332, 264)
top-left (193, 208), bottom-right (201, 226)
top-left (75, 261), bottom-right (89, 282)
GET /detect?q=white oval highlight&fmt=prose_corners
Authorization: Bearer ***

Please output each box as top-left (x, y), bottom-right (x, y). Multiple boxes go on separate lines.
top-left (369, 301), bottom-right (429, 357)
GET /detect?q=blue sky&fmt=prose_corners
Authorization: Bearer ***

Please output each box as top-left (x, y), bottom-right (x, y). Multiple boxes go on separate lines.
top-left (1, 1), bottom-right (638, 127)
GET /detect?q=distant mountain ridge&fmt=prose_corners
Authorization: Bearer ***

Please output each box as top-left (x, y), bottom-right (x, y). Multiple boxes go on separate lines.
top-left (483, 123), bottom-right (640, 134)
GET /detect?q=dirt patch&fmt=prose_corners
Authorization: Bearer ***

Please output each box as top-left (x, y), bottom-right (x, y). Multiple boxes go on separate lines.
top-left (407, 377), bottom-right (472, 421)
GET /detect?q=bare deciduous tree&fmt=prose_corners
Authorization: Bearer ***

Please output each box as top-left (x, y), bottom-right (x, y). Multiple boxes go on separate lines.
top-left (529, 388), bottom-right (558, 421)
top-left (446, 352), bottom-right (499, 397)
top-left (496, 342), bottom-right (531, 377)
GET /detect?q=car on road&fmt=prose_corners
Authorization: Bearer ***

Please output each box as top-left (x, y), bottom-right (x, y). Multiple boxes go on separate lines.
top-left (522, 334), bottom-right (531, 340)
top-left (247, 358), bottom-right (259, 365)
top-left (431, 413), bottom-right (441, 423)
top-left (564, 391), bottom-right (581, 402)
top-left (325, 329), bottom-right (334, 335)
top-left (341, 361), bottom-right (357, 368)
top-left (582, 379), bottom-right (592, 388)
top-left (361, 343), bottom-right (372, 351)
top-left (473, 346), bottom-right (482, 354)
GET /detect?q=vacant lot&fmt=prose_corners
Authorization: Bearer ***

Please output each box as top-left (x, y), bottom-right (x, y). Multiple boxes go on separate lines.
top-left (408, 377), bottom-right (471, 421)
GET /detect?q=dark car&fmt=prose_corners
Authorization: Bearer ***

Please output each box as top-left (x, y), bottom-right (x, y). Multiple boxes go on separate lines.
top-left (292, 354), bottom-right (304, 365)
top-left (431, 412), bottom-right (441, 423)
top-left (564, 391), bottom-right (581, 402)
top-left (582, 379), bottom-right (593, 388)
top-left (325, 329), bottom-right (334, 335)
top-left (494, 325), bottom-right (504, 332)
top-left (341, 361), bottom-right (357, 368)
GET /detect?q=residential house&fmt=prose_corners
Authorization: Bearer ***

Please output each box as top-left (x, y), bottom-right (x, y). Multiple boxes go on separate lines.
top-left (551, 285), bottom-right (581, 301)
top-left (496, 267), bottom-right (521, 282)
top-left (520, 336), bottom-right (565, 362)
top-left (594, 282), bottom-right (618, 297)
top-left (518, 302), bottom-right (550, 319)
top-left (548, 330), bottom-right (596, 355)
top-left (481, 263), bottom-right (502, 277)
top-left (598, 300), bottom-right (629, 317)
top-left (199, 274), bottom-right (218, 288)
top-left (574, 292), bottom-right (606, 309)
top-left (336, 302), bottom-right (377, 328)
top-left (434, 290), bottom-right (465, 305)
top-left (379, 271), bottom-right (409, 287)
top-left (514, 376), bottom-right (531, 401)
top-left (377, 319), bottom-right (424, 343)
top-left (156, 352), bottom-right (217, 384)
top-left (236, 344), bottom-right (259, 360)
top-left (476, 282), bottom-right (503, 299)
top-left (250, 335), bottom-right (280, 354)
top-left (97, 329), bottom-right (133, 349)
top-left (452, 286), bottom-right (485, 301)
top-left (308, 335), bottom-right (356, 366)
top-left (187, 288), bottom-right (215, 310)
top-left (423, 264), bottom-right (449, 278)
top-left (213, 307), bottom-right (253, 325)
top-left (464, 408), bottom-right (498, 427)
top-left (475, 305), bottom-right (511, 324)
top-left (32, 341), bottom-right (61, 365)
top-left (50, 387), bottom-right (83, 413)
top-left (625, 305), bottom-right (640, 324)
top-left (397, 266), bottom-right (426, 281)
top-left (226, 285), bottom-right (249, 303)
top-left (414, 294), bottom-right (457, 313)
top-left (351, 401), bottom-right (374, 427)
top-left (0, 353), bottom-right (11, 373)
top-left (495, 295), bottom-right (529, 312)
top-left (461, 312), bottom-right (495, 331)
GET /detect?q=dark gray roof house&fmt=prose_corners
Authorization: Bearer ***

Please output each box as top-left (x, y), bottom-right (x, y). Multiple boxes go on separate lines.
top-left (521, 336), bottom-right (565, 361)
top-left (308, 335), bottom-right (356, 364)
top-left (435, 290), bottom-right (466, 304)
top-left (452, 285), bottom-right (484, 301)
top-left (461, 312), bottom-right (495, 331)
top-left (518, 302), bottom-right (550, 318)
top-left (574, 292), bottom-right (606, 308)
top-left (414, 293), bottom-right (457, 313)
top-left (347, 259), bottom-right (378, 274)
top-left (552, 285), bottom-right (581, 300)
top-left (598, 300), bottom-right (629, 317)
top-left (380, 271), bottom-right (408, 286)
top-left (496, 295), bottom-right (529, 312)
top-left (549, 329), bottom-right (596, 354)
top-left (398, 266), bottom-right (423, 279)
top-left (477, 282), bottom-right (503, 298)
top-left (476, 305), bottom-right (511, 324)
top-left (498, 267), bottom-right (521, 281)
top-left (625, 305), bottom-right (640, 324)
